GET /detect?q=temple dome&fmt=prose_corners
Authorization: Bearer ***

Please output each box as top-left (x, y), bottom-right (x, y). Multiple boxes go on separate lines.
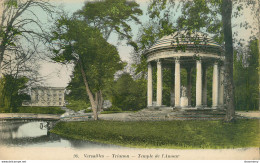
top-left (146, 31), bottom-right (223, 54)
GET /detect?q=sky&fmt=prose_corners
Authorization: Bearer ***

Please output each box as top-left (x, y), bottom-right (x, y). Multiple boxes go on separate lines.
top-left (1, 0), bottom-right (258, 87)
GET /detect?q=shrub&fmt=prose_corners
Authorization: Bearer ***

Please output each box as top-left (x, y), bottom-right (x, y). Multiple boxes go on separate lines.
top-left (107, 106), bottom-right (122, 112)
top-left (16, 106), bottom-right (65, 114)
top-left (111, 73), bottom-right (146, 111)
top-left (66, 99), bottom-right (90, 112)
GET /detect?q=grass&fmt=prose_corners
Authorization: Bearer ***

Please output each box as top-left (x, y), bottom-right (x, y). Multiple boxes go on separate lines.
top-left (50, 119), bottom-right (260, 149)
top-left (16, 106), bottom-right (65, 114)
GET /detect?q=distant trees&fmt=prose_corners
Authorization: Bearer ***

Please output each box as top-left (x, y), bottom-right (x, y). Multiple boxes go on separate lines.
top-left (234, 39), bottom-right (259, 111)
top-left (111, 73), bottom-right (146, 111)
top-left (0, 75), bottom-right (29, 112)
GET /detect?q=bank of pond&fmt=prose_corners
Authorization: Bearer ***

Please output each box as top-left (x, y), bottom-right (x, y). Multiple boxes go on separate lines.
top-left (0, 106), bottom-right (66, 114)
top-left (50, 119), bottom-right (260, 149)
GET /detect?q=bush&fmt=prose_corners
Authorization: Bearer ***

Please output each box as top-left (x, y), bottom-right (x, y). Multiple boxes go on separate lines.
top-left (85, 109), bottom-right (92, 113)
top-left (16, 106), bottom-right (65, 114)
top-left (100, 106), bottom-right (122, 114)
top-left (66, 99), bottom-right (90, 112)
top-left (111, 73), bottom-right (146, 111)
top-left (107, 106), bottom-right (122, 112)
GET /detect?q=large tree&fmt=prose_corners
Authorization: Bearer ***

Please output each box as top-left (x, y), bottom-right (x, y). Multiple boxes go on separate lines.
top-left (50, 18), bottom-right (124, 120)
top-left (221, 0), bottom-right (235, 121)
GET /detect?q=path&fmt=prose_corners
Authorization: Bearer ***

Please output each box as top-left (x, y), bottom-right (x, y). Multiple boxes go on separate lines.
top-left (0, 113), bottom-right (60, 121)
top-left (59, 107), bottom-right (260, 121)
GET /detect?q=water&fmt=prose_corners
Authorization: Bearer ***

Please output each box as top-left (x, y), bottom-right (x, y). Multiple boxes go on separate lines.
top-left (0, 121), bottom-right (121, 149)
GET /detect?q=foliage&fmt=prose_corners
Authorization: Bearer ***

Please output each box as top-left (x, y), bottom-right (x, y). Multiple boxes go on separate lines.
top-left (105, 105), bottom-right (122, 112)
top-left (65, 99), bottom-right (90, 112)
top-left (51, 119), bottom-right (260, 149)
top-left (234, 40), bottom-right (259, 110)
top-left (52, 17), bottom-right (125, 91)
top-left (0, 75), bottom-right (29, 112)
top-left (111, 73), bottom-right (146, 111)
top-left (14, 106), bottom-right (65, 114)
top-left (75, 0), bottom-right (142, 41)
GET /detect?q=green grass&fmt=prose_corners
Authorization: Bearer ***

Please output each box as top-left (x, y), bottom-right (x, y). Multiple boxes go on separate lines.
top-left (16, 106), bottom-right (65, 114)
top-left (50, 119), bottom-right (260, 149)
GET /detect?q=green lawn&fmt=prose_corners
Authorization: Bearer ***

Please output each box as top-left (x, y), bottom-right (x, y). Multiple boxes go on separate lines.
top-left (16, 106), bottom-right (65, 114)
top-left (50, 119), bottom-right (260, 149)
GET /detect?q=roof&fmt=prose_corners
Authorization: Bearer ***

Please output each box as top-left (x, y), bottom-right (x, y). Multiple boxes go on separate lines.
top-left (146, 31), bottom-right (223, 54)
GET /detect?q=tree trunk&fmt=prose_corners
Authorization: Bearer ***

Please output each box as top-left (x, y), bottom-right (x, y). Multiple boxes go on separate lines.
top-left (258, 0), bottom-right (260, 111)
top-left (0, 40), bottom-right (6, 79)
top-left (258, 39), bottom-right (260, 111)
top-left (78, 60), bottom-right (98, 120)
top-left (95, 90), bottom-right (103, 112)
top-left (97, 90), bottom-right (103, 112)
top-left (0, 61), bottom-right (2, 78)
top-left (221, 0), bottom-right (235, 121)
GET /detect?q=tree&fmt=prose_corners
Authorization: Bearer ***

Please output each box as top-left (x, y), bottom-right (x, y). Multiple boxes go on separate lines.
top-left (221, 0), bottom-right (235, 121)
top-left (234, 39), bottom-right (259, 111)
top-left (112, 73), bottom-right (146, 111)
top-left (0, 0), bottom-right (54, 77)
top-left (0, 75), bottom-right (29, 112)
top-left (50, 18), bottom-right (124, 120)
top-left (75, 0), bottom-right (142, 42)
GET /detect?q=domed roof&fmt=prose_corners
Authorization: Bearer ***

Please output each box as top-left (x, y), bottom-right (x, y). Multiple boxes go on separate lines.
top-left (146, 31), bottom-right (223, 54)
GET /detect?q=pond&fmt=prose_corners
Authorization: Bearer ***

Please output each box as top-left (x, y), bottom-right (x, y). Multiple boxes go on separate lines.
top-left (0, 121), bottom-right (122, 149)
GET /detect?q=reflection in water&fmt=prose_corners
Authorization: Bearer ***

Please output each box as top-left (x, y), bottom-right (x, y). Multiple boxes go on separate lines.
top-left (0, 121), bottom-right (122, 149)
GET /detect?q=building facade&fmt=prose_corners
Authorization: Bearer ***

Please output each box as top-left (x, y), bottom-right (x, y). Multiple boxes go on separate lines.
top-left (23, 87), bottom-right (66, 107)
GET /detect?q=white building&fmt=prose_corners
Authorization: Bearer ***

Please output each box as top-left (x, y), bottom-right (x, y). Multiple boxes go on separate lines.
top-left (23, 87), bottom-right (66, 107)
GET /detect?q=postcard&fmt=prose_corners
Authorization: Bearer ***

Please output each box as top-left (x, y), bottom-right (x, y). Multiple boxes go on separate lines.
top-left (0, 0), bottom-right (259, 161)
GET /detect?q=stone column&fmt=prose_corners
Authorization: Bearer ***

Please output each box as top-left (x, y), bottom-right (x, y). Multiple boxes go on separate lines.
top-left (175, 58), bottom-right (181, 108)
top-left (202, 65), bottom-right (207, 107)
top-left (186, 67), bottom-right (192, 107)
top-left (147, 62), bottom-right (153, 107)
top-left (212, 62), bottom-right (219, 109)
top-left (219, 65), bottom-right (224, 106)
top-left (157, 60), bottom-right (162, 106)
top-left (196, 59), bottom-right (202, 108)
top-left (170, 66), bottom-right (175, 107)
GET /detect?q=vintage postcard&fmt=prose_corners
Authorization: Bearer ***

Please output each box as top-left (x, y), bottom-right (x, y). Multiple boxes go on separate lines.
top-left (0, 0), bottom-right (259, 161)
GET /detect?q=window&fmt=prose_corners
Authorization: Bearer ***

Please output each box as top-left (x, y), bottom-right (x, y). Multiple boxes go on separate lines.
top-left (59, 102), bottom-right (62, 105)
